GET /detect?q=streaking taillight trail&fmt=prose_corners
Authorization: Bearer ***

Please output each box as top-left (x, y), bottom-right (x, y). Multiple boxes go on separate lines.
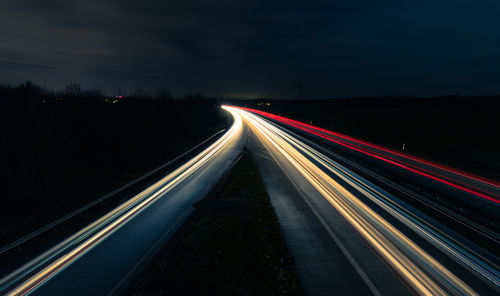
top-left (224, 106), bottom-right (497, 295)
top-left (232, 106), bottom-right (500, 205)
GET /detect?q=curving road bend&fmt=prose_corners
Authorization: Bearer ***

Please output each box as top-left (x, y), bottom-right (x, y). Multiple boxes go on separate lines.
top-left (1, 105), bottom-right (498, 296)
top-left (1, 111), bottom-right (245, 296)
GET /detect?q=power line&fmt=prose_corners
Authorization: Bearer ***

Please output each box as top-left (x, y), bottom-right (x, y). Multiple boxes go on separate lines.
top-left (0, 52), bottom-right (162, 84)
top-left (0, 28), bottom-right (164, 85)
top-left (0, 37), bottom-right (160, 72)
top-left (0, 29), bottom-right (79, 50)
top-left (0, 32), bottom-right (160, 72)
top-left (0, 29), bottom-right (164, 80)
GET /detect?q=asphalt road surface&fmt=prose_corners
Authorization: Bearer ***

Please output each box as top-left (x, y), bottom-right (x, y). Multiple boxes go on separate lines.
top-left (1, 113), bottom-right (246, 295)
top-left (238, 107), bottom-right (500, 207)
top-left (229, 106), bottom-right (499, 296)
top-left (1, 105), bottom-right (498, 296)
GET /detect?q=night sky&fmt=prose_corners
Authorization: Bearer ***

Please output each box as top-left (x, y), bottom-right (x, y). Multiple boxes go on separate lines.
top-left (1, 0), bottom-right (499, 98)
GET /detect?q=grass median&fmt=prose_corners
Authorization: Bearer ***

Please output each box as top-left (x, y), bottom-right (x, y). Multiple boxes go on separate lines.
top-left (129, 151), bottom-right (303, 296)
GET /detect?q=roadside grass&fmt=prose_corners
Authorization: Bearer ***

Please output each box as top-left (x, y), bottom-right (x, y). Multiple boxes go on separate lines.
top-left (129, 152), bottom-right (304, 296)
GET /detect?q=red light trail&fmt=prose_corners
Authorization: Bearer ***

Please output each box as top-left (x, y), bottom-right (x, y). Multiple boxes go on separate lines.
top-left (234, 106), bottom-right (500, 205)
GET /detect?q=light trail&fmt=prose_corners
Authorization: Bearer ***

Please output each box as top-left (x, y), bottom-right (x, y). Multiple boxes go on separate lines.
top-left (235, 107), bottom-right (500, 204)
top-left (237, 108), bottom-right (500, 188)
top-left (3, 105), bottom-right (496, 295)
top-left (224, 106), bottom-right (484, 295)
top-left (267, 115), bottom-right (500, 289)
top-left (1, 111), bottom-right (244, 296)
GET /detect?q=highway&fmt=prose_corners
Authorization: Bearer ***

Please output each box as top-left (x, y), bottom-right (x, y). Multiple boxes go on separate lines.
top-left (237, 107), bottom-right (500, 207)
top-left (0, 112), bottom-right (245, 295)
top-left (225, 106), bottom-right (499, 295)
top-left (1, 105), bottom-right (498, 295)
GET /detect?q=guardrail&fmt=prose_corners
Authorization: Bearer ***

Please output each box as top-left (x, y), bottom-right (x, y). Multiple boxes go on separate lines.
top-left (0, 129), bottom-right (225, 256)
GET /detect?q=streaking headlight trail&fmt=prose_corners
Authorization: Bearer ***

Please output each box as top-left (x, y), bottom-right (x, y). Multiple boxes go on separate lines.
top-left (223, 105), bottom-right (492, 295)
top-left (1, 110), bottom-right (244, 296)
top-left (234, 107), bottom-right (500, 205)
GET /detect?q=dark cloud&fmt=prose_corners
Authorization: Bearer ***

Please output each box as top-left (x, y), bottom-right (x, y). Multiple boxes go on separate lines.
top-left (0, 0), bottom-right (499, 97)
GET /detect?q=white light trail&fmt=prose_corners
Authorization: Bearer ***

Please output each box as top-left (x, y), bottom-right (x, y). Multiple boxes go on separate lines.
top-left (225, 106), bottom-right (478, 296)
top-left (3, 110), bottom-right (244, 296)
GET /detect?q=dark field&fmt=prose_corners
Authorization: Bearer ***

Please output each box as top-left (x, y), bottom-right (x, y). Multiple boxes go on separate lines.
top-left (0, 85), bottom-right (230, 245)
top-left (235, 97), bottom-right (500, 181)
top-left (2, 92), bottom-right (499, 248)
